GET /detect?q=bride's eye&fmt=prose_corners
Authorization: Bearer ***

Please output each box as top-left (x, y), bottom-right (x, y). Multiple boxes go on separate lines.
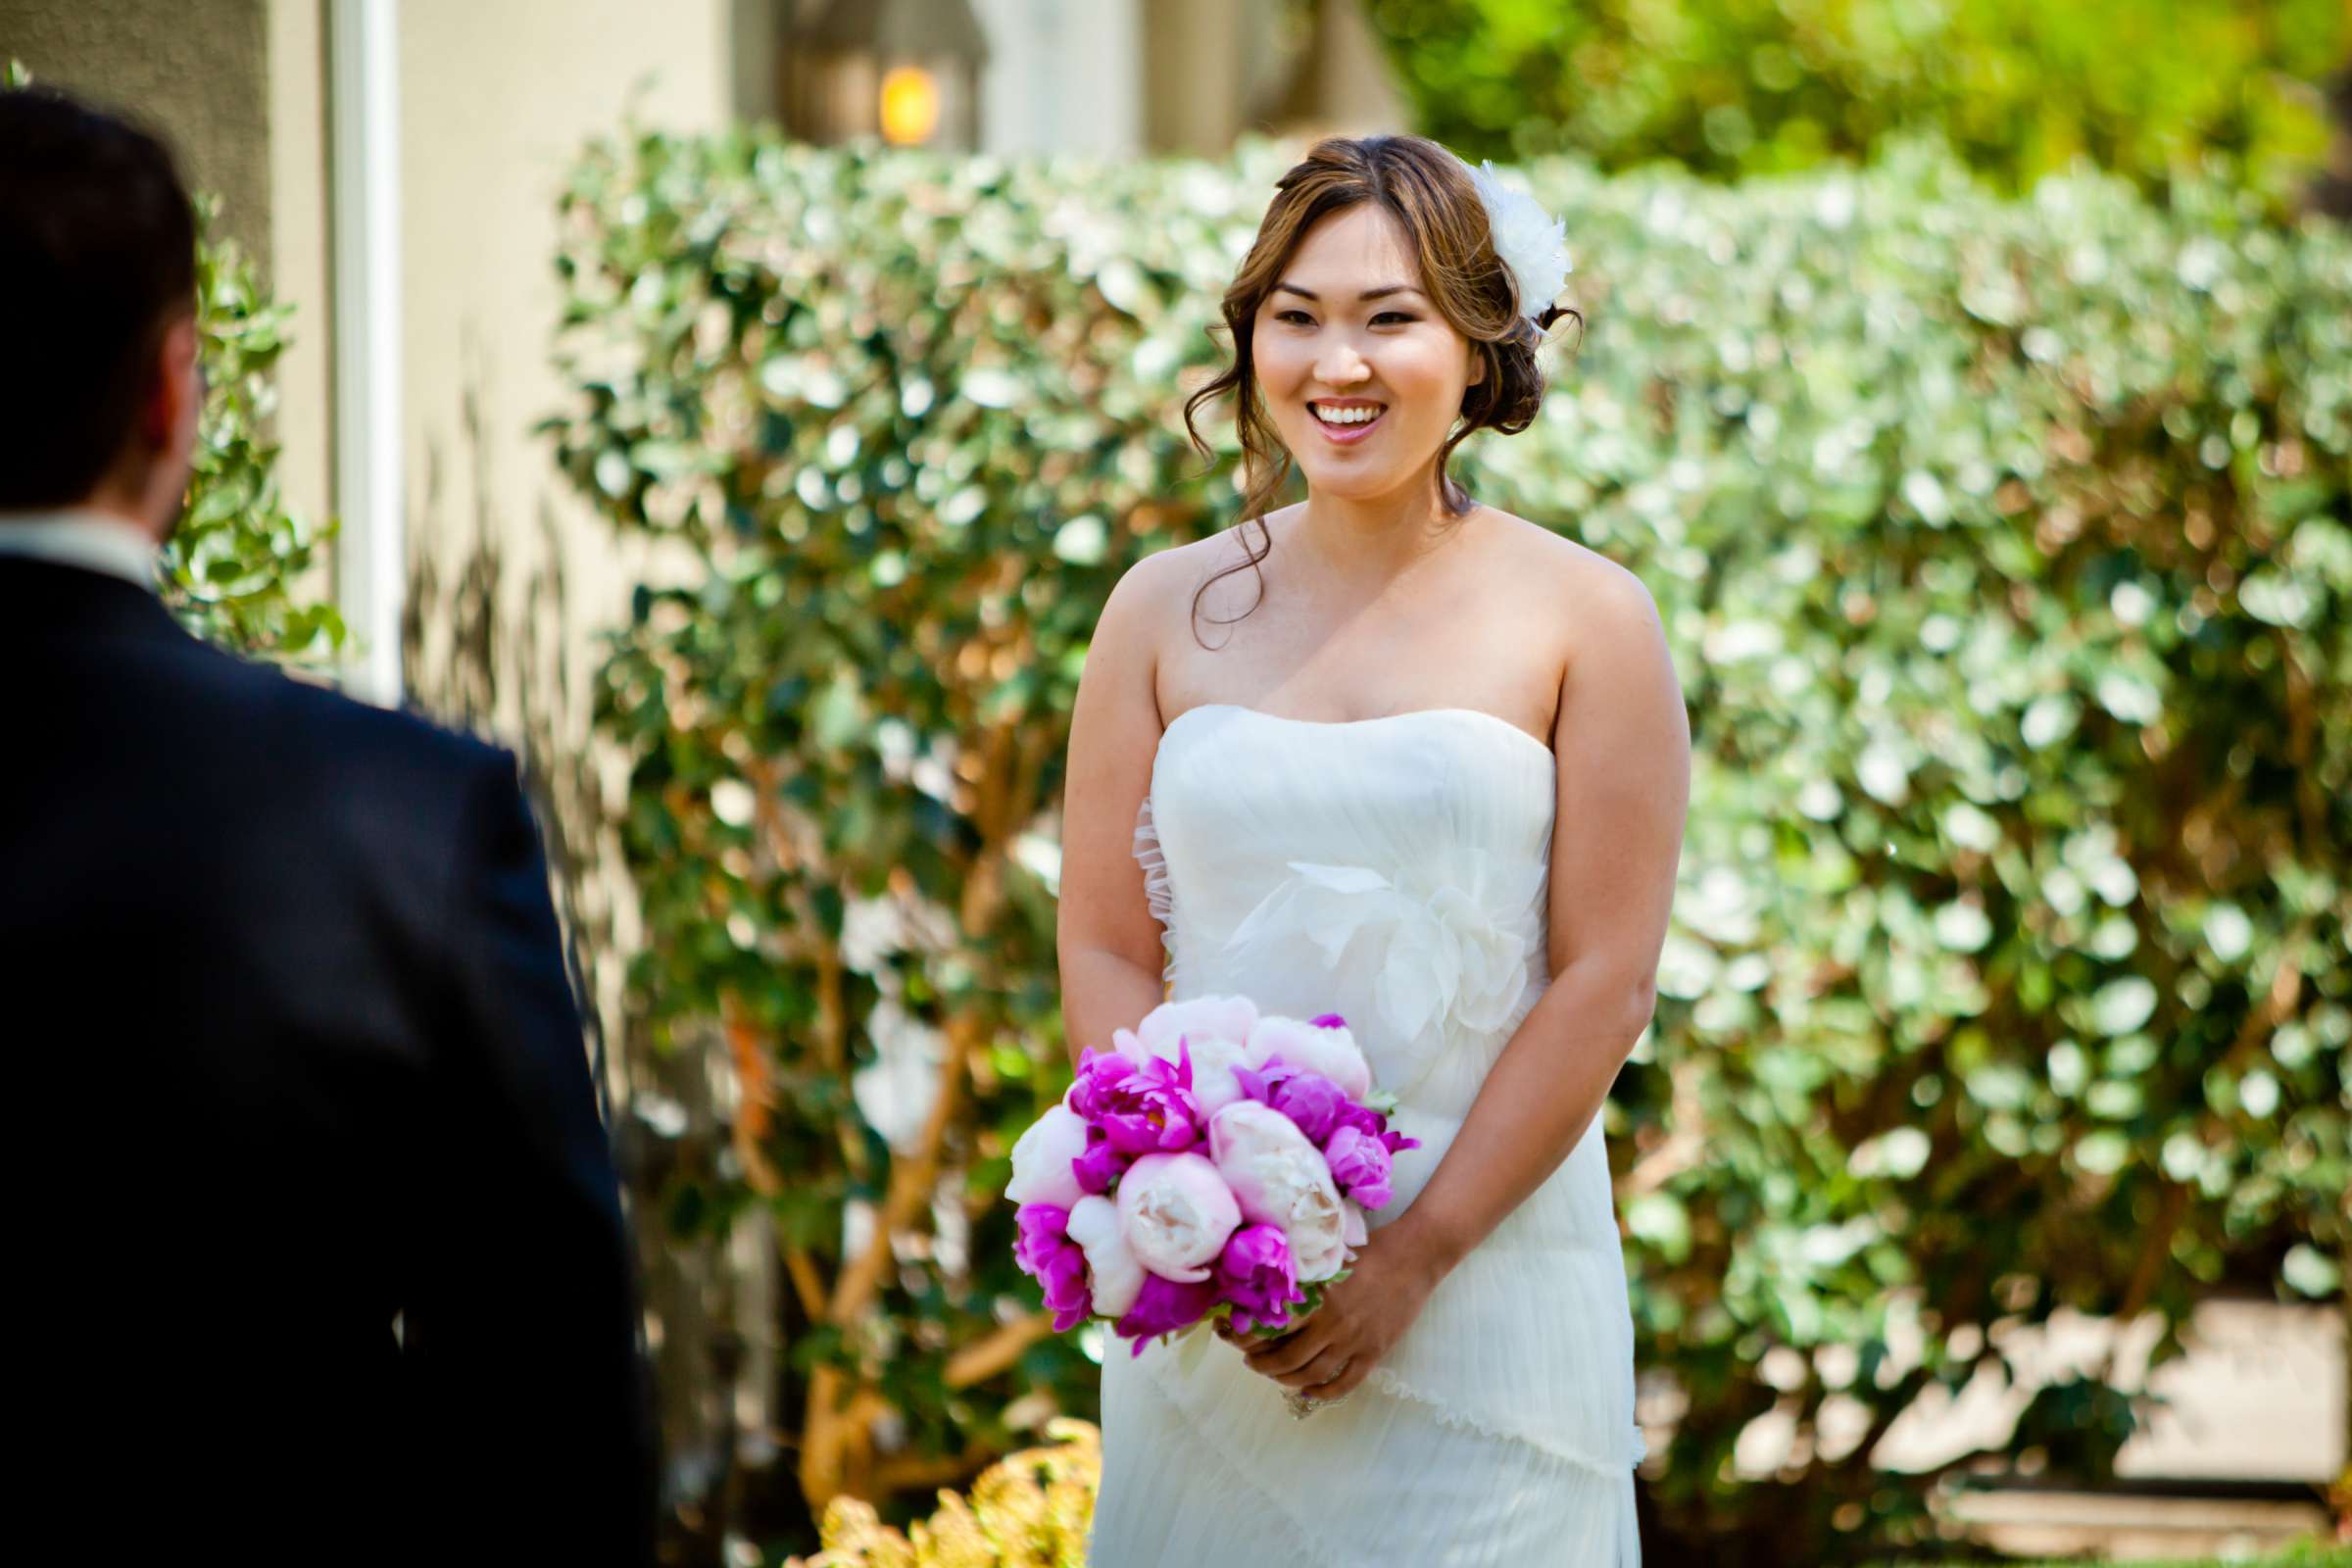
top-left (1273, 309), bottom-right (1315, 326)
top-left (1371, 311), bottom-right (1416, 326)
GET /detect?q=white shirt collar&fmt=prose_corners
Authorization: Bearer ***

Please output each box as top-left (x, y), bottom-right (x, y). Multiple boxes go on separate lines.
top-left (0, 508), bottom-right (163, 594)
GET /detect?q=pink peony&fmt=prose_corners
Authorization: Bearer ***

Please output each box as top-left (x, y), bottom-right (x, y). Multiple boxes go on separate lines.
top-left (1324, 1121), bottom-right (1396, 1209)
top-left (1217, 1223), bottom-right (1305, 1336)
top-left (1244, 1013), bottom-right (1371, 1100)
top-left (1071, 1127), bottom-right (1127, 1196)
top-left (1012, 1204), bottom-right (1093, 1331)
top-left (1066, 1046), bottom-right (1142, 1121)
top-left (1116, 1152), bottom-right (1242, 1284)
top-left (1233, 1061), bottom-right (1350, 1147)
top-left (1114, 1271), bottom-right (1222, 1354)
top-left (1121, 996), bottom-right (1259, 1114)
top-left (1071, 1043), bottom-right (1206, 1156)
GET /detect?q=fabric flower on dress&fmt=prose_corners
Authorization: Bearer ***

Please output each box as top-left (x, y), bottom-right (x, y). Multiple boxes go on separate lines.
top-left (1225, 852), bottom-right (1544, 1089)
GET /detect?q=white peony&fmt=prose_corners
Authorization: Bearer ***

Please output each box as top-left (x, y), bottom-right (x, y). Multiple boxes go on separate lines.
top-left (1209, 1101), bottom-right (1350, 1284)
top-left (1120, 994), bottom-right (1261, 1112)
top-left (1115, 1152), bottom-right (1243, 1284)
top-left (1243, 1013), bottom-right (1371, 1101)
top-left (1467, 159), bottom-right (1572, 323)
top-left (1065, 1194), bottom-right (1146, 1318)
top-left (1004, 1102), bottom-right (1090, 1211)
top-left (1125, 994), bottom-right (1259, 1060)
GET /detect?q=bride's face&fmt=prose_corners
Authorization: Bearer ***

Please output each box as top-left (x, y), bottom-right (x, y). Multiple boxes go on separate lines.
top-left (1250, 203), bottom-right (1483, 507)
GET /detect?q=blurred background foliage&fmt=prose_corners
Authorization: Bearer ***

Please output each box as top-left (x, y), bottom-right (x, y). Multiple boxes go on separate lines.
top-left (171, 198), bottom-right (344, 662)
top-left (2, 59), bottom-right (341, 662)
top-left (548, 126), bottom-right (2347, 1562)
top-left (1359, 0), bottom-right (2350, 207)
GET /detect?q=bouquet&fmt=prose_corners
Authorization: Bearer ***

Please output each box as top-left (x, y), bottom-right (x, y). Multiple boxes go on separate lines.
top-left (1006, 995), bottom-right (1420, 1359)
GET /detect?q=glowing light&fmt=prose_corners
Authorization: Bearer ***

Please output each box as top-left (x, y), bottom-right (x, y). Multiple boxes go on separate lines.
top-left (879, 66), bottom-right (941, 146)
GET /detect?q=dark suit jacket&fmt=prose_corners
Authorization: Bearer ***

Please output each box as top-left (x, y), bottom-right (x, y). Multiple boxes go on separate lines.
top-left (0, 557), bottom-right (656, 1564)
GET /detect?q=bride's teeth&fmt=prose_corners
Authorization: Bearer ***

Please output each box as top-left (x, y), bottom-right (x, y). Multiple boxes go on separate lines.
top-left (1315, 405), bottom-right (1382, 425)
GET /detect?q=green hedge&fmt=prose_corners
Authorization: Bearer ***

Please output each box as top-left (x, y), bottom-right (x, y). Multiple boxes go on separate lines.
top-left (169, 198), bottom-right (342, 661)
top-left (548, 131), bottom-right (2348, 1560)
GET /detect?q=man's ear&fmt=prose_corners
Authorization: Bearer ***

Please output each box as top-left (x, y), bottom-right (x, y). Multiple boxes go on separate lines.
top-left (140, 314), bottom-right (200, 450)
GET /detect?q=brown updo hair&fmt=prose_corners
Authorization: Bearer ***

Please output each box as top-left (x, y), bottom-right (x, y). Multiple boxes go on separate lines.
top-left (1182, 134), bottom-right (1578, 635)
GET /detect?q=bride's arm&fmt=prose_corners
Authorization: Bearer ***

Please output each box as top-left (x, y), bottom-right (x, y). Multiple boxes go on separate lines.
top-left (1396, 563), bottom-right (1690, 1277)
top-left (1056, 557), bottom-right (1179, 1071)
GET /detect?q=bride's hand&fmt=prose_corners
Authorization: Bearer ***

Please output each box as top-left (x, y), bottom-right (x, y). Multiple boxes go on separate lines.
top-left (1229, 1229), bottom-right (1444, 1401)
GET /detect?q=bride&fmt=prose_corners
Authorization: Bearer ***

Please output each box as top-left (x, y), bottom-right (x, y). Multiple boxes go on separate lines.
top-left (1055, 135), bottom-right (1688, 1566)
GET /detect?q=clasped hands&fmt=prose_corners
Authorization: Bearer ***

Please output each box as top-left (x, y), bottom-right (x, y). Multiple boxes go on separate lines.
top-left (1213, 1225), bottom-right (1444, 1402)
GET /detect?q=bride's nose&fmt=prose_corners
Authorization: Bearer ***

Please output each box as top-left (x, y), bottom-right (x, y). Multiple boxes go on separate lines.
top-left (1312, 338), bottom-right (1371, 387)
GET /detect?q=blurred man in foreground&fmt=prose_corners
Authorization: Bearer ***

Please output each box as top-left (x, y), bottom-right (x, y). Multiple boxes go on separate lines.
top-left (0, 85), bottom-right (656, 1564)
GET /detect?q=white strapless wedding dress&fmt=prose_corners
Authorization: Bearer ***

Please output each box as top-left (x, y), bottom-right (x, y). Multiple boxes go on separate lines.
top-left (1089, 704), bottom-right (1643, 1567)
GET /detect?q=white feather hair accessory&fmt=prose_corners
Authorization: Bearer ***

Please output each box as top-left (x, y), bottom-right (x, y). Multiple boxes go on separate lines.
top-left (1466, 159), bottom-right (1572, 324)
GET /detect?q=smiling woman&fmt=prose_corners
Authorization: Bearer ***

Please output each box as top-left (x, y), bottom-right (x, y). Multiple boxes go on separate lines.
top-left (1058, 132), bottom-right (1683, 1568)
top-left (1181, 134), bottom-right (1579, 635)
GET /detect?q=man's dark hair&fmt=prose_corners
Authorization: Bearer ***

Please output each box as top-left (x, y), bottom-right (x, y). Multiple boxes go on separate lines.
top-left (0, 85), bottom-right (199, 510)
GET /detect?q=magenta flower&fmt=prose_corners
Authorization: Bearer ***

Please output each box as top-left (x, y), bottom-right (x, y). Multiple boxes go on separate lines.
top-left (1218, 1223), bottom-right (1305, 1336)
top-left (1075, 1041), bottom-right (1206, 1155)
top-left (1012, 1203), bottom-right (1094, 1331)
top-left (1113, 1270), bottom-right (1222, 1354)
top-left (1310, 1013), bottom-right (1348, 1029)
top-left (1324, 1122), bottom-right (1396, 1208)
top-left (1232, 1060), bottom-right (1352, 1146)
top-left (1067, 1046), bottom-right (1142, 1121)
top-left (1320, 1095), bottom-right (1420, 1157)
top-left (1071, 1126), bottom-right (1127, 1195)
top-left (1272, 1072), bottom-right (1349, 1146)
top-left (1230, 1058), bottom-right (1299, 1106)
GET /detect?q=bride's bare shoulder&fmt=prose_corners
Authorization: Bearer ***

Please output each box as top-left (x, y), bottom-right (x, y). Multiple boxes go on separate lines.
top-left (1099, 514), bottom-right (1291, 647)
top-left (1480, 507), bottom-right (1659, 629)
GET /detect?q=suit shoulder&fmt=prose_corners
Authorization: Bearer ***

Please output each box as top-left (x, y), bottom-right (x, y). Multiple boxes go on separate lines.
top-left (271, 672), bottom-right (514, 788)
top-left (181, 661), bottom-right (515, 845)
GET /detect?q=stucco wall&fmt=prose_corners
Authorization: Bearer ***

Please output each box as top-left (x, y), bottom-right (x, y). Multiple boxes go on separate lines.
top-left (393, 0), bottom-right (730, 1021)
top-left (0, 0), bottom-right (274, 262)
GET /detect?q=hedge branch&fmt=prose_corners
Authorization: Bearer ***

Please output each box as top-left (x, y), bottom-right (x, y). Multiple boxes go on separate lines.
top-left (944, 1312), bottom-right (1054, 1391)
